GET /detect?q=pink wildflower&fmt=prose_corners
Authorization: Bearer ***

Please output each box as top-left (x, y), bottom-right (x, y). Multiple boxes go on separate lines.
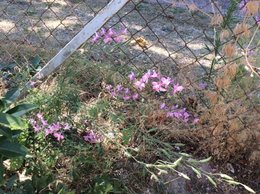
top-left (99, 28), bottom-right (106, 36)
top-left (116, 85), bottom-right (123, 92)
top-left (45, 128), bottom-right (53, 136)
top-left (166, 111), bottom-right (174, 117)
top-left (160, 77), bottom-right (171, 88)
top-left (103, 35), bottom-right (113, 44)
top-left (83, 130), bottom-right (101, 144)
top-left (106, 84), bottom-right (113, 91)
top-left (141, 71), bottom-right (151, 83)
top-left (114, 36), bottom-right (123, 43)
top-left (29, 81), bottom-right (36, 87)
top-left (134, 80), bottom-right (146, 90)
top-left (36, 113), bottom-right (44, 120)
top-left (132, 93), bottom-right (139, 100)
top-left (173, 84), bottom-right (184, 94)
top-left (256, 15), bottom-right (260, 25)
top-left (193, 118), bottom-right (200, 124)
top-left (128, 72), bottom-right (136, 81)
top-left (152, 81), bottom-right (166, 92)
top-left (199, 82), bottom-right (207, 90)
top-left (91, 32), bottom-right (100, 43)
top-left (33, 124), bottom-right (41, 133)
top-left (107, 28), bottom-right (115, 37)
top-left (63, 123), bottom-right (71, 130)
top-left (123, 95), bottom-right (131, 101)
top-left (120, 28), bottom-right (127, 35)
top-left (150, 70), bottom-right (159, 78)
top-left (53, 132), bottom-right (64, 141)
top-left (124, 88), bottom-right (130, 94)
top-left (160, 103), bottom-right (166, 110)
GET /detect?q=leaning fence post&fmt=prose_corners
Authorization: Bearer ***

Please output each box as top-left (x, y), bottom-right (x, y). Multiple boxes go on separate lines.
top-left (27, 0), bottom-right (129, 86)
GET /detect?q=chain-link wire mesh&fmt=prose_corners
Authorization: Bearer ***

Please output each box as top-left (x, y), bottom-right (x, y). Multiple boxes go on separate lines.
top-left (0, 0), bottom-right (259, 191)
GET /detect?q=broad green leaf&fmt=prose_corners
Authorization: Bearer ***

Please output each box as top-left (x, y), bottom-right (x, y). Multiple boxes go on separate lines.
top-left (30, 55), bottom-right (41, 68)
top-left (6, 103), bottom-right (37, 117)
top-left (11, 130), bottom-right (22, 138)
top-left (0, 100), bottom-right (5, 111)
top-left (0, 113), bottom-right (28, 129)
top-left (0, 138), bottom-right (27, 157)
top-left (4, 88), bottom-right (20, 103)
top-left (0, 157), bottom-right (3, 184)
top-left (205, 175), bottom-right (217, 187)
top-left (0, 125), bottom-right (12, 138)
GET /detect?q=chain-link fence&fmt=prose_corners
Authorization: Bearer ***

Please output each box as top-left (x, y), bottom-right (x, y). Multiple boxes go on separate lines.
top-left (0, 0), bottom-right (259, 191)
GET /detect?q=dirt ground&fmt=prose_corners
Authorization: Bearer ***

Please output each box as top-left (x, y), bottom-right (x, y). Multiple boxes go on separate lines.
top-left (0, 0), bottom-right (215, 69)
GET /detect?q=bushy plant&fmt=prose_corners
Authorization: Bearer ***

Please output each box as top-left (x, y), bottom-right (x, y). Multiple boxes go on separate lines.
top-left (0, 88), bottom-right (36, 183)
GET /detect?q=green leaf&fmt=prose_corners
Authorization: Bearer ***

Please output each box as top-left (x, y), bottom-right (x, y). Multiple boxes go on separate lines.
top-left (179, 152), bottom-right (192, 157)
top-left (4, 89), bottom-right (20, 103)
top-left (30, 55), bottom-right (41, 68)
top-left (159, 148), bottom-right (172, 159)
top-left (174, 143), bottom-right (185, 147)
top-left (0, 100), bottom-right (5, 112)
top-left (11, 130), bottom-right (22, 138)
top-left (173, 157), bottom-right (182, 167)
top-left (122, 128), bottom-right (133, 145)
top-left (191, 166), bottom-right (201, 178)
top-left (0, 113), bottom-right (28, 129)
top-left (6, 104), bottom-right (37, 117)
top-left (224, 179), bottom-right (240, 185)
top-left (199, 156), bottom-right (212, 163)
top-left (178, 173), bottom-right (190, 180)
top-left (204, 44), bottom-right (212, 52)
top-left (147, 128), bottom-right (157, 133)
top-left (158, 169), bottom-right (168, 175)
top-left (0, 138), bottom-right (27, 157)
top-left (219, 173), bottom-right (234, 180)
top-left (0, 125), bottom-right (12, 138)
top-left (205, 175), bottom-right (217, 187)
top-left (240, 183), bottom-right (256, 194)
top-left (150, 173), bottom-right (159, 181)
top-left (0, 157), bottom-right (3, 184)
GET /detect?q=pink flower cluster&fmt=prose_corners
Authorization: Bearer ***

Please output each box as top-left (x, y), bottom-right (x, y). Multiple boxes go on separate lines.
top-left (106, 70), bottom-right (184, 101)
top-left (160, 103), bottom-right (199, 124)
top-left (29, 113), bottom-right (71, 141)
top-left (83, 130), bottom-right (102, 144)
top-left (106, 70), bottom-right (200, 124)
top-left (132, 70), bottom-right (184, 94)
top-left (106, 84), bottom-right (139, 101)
top-left (91, 27), bottom-right (127, 44)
